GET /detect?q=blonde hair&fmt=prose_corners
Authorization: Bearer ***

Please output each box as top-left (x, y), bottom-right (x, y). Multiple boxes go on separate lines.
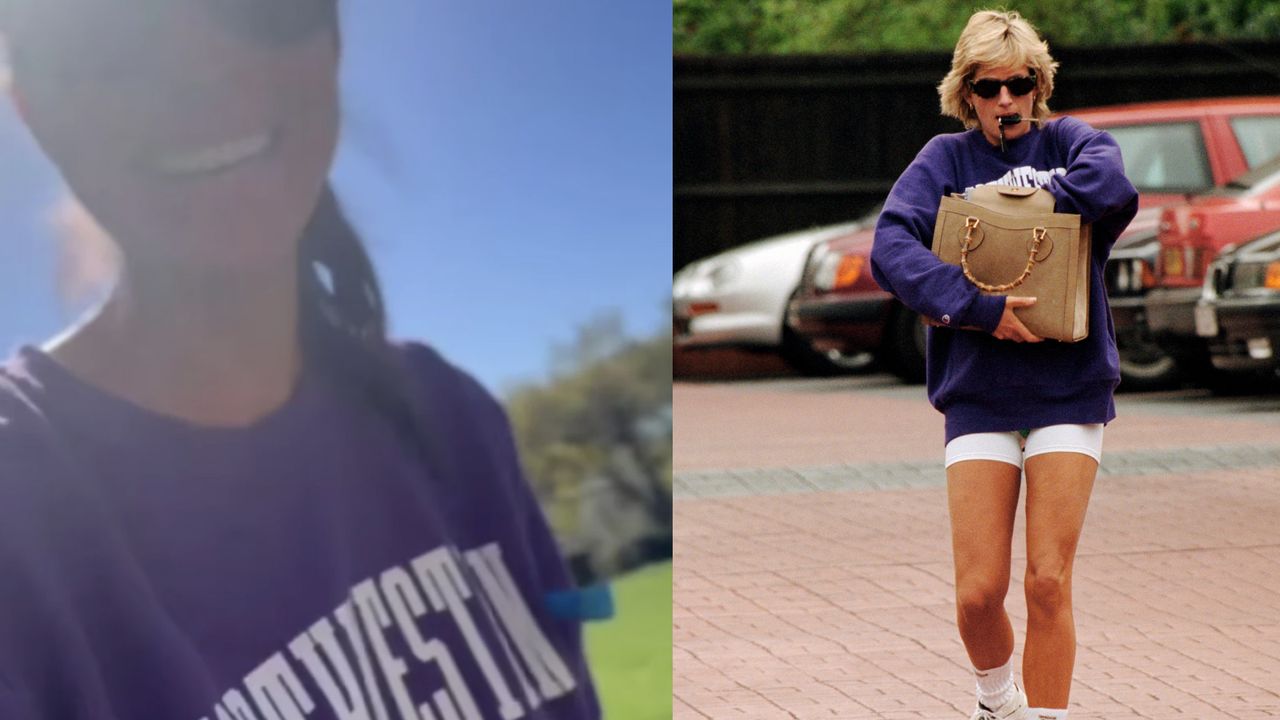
top-left (938, 10), bottom-right (1059, 129)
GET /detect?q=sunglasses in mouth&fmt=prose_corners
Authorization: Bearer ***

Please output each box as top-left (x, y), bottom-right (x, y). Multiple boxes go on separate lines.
top-left (968, 72), bottom-right (1037, 99)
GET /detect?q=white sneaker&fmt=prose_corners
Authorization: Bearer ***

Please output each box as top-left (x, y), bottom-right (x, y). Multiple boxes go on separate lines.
top-left (970, 684), bottom-right (1027, 720)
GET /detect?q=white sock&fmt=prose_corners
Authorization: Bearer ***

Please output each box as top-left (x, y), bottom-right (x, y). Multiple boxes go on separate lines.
top-left (1026, 709), bottom-right (1068, 720)
top-left (973, 657), bottom-right (1015, 708)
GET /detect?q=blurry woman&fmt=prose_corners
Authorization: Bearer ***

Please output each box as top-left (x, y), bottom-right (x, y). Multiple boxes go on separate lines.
top-left (0, 1), bottom-right (599, 717)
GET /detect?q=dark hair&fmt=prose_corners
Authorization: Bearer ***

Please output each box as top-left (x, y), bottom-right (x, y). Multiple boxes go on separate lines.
top-left (298, 184), bottom-right (439, 469)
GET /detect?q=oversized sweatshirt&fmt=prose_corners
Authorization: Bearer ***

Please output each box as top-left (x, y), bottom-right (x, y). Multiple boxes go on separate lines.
top-left (870, 117), bottom-right (1139, 443)
top-left (0, 342), bottom-right (600, 719)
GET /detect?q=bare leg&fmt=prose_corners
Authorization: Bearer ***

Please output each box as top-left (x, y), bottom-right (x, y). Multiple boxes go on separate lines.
top-left (1022, 451), bottom-right (1098, 708)
top-left (947, 459), bottom-right (1022, 670)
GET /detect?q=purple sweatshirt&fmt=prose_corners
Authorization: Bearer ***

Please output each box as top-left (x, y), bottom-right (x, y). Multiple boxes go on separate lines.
top-left (870, 117), bottom-right (1139, 443)
top-left (0, 342), bottom-right (600, 719)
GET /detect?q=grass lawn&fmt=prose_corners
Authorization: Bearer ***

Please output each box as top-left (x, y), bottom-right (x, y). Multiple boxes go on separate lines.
top-left (585, 561), bottom-right (672, 719)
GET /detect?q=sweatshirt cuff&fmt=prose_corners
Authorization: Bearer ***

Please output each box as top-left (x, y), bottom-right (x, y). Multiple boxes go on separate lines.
top-left (961, 294), bottom-right (1007, 334)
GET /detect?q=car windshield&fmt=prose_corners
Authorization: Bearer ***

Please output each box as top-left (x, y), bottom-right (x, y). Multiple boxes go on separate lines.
top-left (1104, 122), bottom-right (1213, 193)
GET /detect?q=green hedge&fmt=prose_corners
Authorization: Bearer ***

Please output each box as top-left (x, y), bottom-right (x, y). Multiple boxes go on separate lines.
top-left (675, 0), bottom-right (1280, 54)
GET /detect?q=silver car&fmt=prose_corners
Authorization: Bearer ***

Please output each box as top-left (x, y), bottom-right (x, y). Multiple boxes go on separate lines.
top-left (673, 213), bottom-right (875, 374)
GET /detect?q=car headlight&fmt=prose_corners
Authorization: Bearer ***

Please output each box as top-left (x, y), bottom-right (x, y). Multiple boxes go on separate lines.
top-left (1108, 257), bottom-right (1152, 295)
top-left (1161, 245), bottom-right (1186, 278)
top-left (813, 253), bottom-right (839, 291)
top-left (814, 253), bottom-right (865, 291)
top-left (1130, 258), bottom-right (1152, 293)
top-left (1228, 259), bottom-right (1280, 292)
top-left (804, 243), bottom-right (832, 278)
top-left (1114, 262), bottom-right (1131, 294)
top-left (706, 259), bottom-right (741, 290)
top-left (673, 257), bottom-right (741, 299)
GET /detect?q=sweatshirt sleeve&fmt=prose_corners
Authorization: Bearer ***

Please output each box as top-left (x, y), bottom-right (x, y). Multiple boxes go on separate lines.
top-left (487, 397), bottom-right (604, 719)
top-left (1045, 116), bottom-right (1140, 250)
top-left (870, 136), bottom-right (1007, 334)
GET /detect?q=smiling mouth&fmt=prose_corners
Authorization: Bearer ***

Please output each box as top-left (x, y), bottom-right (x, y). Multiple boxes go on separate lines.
top-left (151, 131), bottom-right (277, 177)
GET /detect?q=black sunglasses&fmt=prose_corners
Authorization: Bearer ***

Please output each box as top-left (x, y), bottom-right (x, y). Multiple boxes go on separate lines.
top-left (968, 72), bottom-right (1037, 99)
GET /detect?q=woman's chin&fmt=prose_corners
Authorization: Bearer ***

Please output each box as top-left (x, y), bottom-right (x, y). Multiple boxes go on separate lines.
top-left (117, 218), bottom-right (306, 276)
top-left (982, 124), bottom-right (1030, 146)
top-left (97, 175), bottom-right (324, 273)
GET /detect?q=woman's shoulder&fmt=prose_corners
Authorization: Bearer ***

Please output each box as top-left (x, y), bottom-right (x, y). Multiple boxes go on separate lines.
top-left (904, 130), bottom-right (979, 176)
top-left (388, 339), bottom-right (518, 462)
top-left (0, 354), bottom-right (83, 514)
top-left (920, 130), bottom-right (973, 156)
top-left (1045, 115), bottom-right (1103, 143)
top-left (391, 340), bottom-right (503, 419)
top-left (1048, 114), bottom-right (1092, 130)
top-left (388, 340), bottom-right (537, 508)
top-left (0, 354), bottom-right (64, 456)
top-left (0, 353), bottom-right (45, 418)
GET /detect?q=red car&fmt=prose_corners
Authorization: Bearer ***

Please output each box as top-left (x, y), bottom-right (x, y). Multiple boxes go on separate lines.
top-left (787, 97), bottom-right (1280, 384)
top-left (1144, 155), bottom-right (1280, 381)
top-left (1103, 98), bottom-right (1280, 387)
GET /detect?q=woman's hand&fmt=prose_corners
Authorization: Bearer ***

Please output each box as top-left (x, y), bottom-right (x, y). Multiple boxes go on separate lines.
top-left (993, 296), bottom-right (1042, 342)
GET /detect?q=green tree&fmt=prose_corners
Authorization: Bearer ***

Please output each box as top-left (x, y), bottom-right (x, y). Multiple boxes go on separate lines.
top-left (505, 311), bottom-right (672, 582)
top-left (675, 0), bottom-right (1280, 54)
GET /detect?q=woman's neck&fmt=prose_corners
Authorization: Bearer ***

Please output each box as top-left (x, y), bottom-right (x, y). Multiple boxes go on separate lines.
top-left (45, 257), bottom-right (302, 427)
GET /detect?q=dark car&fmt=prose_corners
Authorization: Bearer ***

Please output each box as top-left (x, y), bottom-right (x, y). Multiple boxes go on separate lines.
top-left (1196, 228), bottom-right (1280, 380)
top-left (787, 97), bottom-right (1280, 385)
top-left (785, 224), bottom-right (925, 380)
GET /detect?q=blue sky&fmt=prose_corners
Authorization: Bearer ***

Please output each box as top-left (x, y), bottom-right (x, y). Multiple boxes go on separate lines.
top-left (0, 1), bottom-right (672, 394)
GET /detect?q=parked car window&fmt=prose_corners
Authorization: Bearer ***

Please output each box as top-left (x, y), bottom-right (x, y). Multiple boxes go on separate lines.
top-left (1104, 122), bottom-right (1211, 192)
top-left (1230, 116), bottom-right (1280, 168)
top-left (1216, 154), bottom-right (1280, 195)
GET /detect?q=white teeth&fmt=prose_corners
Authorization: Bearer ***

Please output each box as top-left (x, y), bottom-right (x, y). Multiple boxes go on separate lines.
top-left (154, 132), bottom-right (274, 176)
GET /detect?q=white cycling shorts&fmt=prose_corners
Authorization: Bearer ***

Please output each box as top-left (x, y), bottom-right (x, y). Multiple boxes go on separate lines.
top-left (944, 423), bottom-right (1104, 470)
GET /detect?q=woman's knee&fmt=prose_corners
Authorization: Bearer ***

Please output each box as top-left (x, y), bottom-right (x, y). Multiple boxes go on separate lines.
top-left (1024, 562), bottom-right (1071, 616)
top-left (956, 578), bottom-right (1008, 620)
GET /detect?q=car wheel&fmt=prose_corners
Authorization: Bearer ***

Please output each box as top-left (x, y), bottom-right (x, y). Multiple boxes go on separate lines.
top-left (780, 325), bottom-right (873, 376)
top-left (1116, 334), bottom-right (1181, 392)
top-left (885, 305), bottom-right (926, 383)
top-left (1191, 348), bottom-right (1280, 396)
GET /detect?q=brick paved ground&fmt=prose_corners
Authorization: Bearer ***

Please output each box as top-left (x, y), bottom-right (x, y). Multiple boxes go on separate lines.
top-left (673, 377), bottom-right (1280, 719)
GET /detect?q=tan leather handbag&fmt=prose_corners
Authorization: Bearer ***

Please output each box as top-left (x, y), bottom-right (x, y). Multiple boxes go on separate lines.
top-left (930, 185), bottom-right (1091, 342)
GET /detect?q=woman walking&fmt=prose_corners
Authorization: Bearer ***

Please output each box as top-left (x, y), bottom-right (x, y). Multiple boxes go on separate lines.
top-left (870, 10), bottom-right (1138, 720)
